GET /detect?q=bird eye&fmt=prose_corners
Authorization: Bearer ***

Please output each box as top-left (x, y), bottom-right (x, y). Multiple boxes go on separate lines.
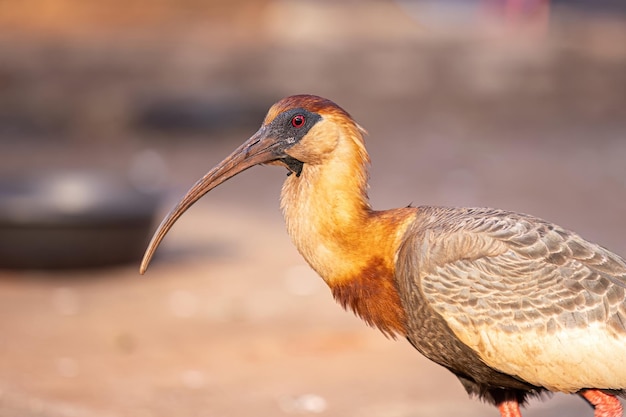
top-left (291, 114), bottom-right (305, 128)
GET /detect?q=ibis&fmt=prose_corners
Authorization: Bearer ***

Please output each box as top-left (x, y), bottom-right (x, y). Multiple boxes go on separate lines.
top-left (141, 95), bottom-right (626, 417)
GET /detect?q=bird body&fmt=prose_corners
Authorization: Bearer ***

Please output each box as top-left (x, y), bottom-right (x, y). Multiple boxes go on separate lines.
top-left (398, 206), bottom-right (626, 403)
top-left (141, 95), bottom-right (626, 417)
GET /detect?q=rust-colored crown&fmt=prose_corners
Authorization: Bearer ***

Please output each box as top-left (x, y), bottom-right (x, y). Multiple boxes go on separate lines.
top-left (264, 94), bottom-right (352, 125)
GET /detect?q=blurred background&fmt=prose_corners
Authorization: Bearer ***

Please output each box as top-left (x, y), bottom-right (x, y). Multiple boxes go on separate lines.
top-left (0, 0), bottom-right (625, 416)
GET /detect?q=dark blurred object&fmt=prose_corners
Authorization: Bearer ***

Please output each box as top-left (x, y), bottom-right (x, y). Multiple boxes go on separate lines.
top-left (0, 171), bottom-right (161, 269)
top-left (552, 0), bottom-right (626, 14)
top-left (134, 95), bottom-right (268, 135)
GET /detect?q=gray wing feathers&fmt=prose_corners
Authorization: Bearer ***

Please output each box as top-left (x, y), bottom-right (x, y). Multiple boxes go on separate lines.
top-left (410, 207), bottom-right (626, 337)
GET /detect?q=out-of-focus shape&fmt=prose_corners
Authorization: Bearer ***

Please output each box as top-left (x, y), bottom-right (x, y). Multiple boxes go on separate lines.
top-left (0, 170), bottom-right (161, 269)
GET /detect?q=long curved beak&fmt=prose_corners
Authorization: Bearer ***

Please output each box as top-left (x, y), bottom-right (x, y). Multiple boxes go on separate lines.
top-left (140, 127), bottom-right (283, 274)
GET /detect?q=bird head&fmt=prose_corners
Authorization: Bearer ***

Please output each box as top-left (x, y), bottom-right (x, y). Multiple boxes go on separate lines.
top-left (139, 94), bottom-right (361, 274)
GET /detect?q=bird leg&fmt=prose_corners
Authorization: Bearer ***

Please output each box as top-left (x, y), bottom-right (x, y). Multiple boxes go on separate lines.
top-left (580, 389), bottom-right (623, 417)
top-left (497, 398), bottom-right (523, 417)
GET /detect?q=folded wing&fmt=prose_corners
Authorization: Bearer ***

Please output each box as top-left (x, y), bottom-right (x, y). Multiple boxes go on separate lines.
top-left (397, 207), bottom-right (626, 393)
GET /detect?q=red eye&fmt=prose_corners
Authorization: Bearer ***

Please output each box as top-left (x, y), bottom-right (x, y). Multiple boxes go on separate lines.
top-left (291, 114), bottom-right (305, 128)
